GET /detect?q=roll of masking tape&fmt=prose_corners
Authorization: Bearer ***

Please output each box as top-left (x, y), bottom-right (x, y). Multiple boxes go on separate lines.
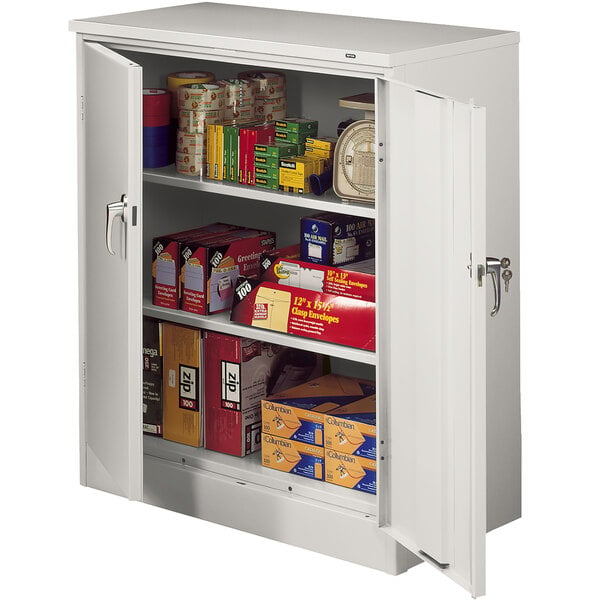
top-left (167, 71), bottom-right (215, 117)
top-left (238, 71), bottom-right (286, 99)
top-left (179, 108), bottom-right (224, 133)
top-left (176, 151), bottom-right (205, 177)
top-left (255, 99), bottom-right (287, 121)
top-left (143, 88), bottom-right (170, 127)
top-left (176, 130), bottom-right (206, 155)
top-left (217, 78), bottom-right (256, 101)
top-left (178, 83), bottom-right (225, 111)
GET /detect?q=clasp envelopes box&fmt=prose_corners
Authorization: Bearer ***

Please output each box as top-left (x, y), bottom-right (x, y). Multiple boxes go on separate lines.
top-left (261, 434), bottom-right (324, 480)
top-left (181, 228), bottom-right (275, 315)
top-left (204, 331), bottom-right (324, 456)
top-left (300, 212), bottom-right (375, 267)
top-left (325, 450), bottom-right (376, 494)
top-left (231, 278), bottom-right (375, 351)
top-left (262, 374), bottom-right (376, 446)
top-left (324, 398), bottom-right (376, 459)
top-left (162, 323), bottom-right (203, 447)
top-left (143, 317), bottom-right (163, 436)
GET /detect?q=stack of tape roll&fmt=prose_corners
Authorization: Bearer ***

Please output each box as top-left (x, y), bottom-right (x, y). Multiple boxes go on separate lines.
top-left (167, 71), bottom-right (215, 118)
top-left (143, 88), bottom-right (171, 168)
top-left (238, 71), bottom-right (286, 122)
top-left (176, 83), bottom-right (225, 177)
top-left (217, 78), bottom-right (256, 123)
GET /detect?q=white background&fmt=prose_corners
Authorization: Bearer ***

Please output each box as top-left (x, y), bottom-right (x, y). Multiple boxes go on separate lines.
top-left (1, 1), bottom-right (598, 598)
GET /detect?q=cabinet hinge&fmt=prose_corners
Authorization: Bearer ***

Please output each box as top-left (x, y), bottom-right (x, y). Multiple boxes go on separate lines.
top-left (418, 550), bottom-right (450, 569)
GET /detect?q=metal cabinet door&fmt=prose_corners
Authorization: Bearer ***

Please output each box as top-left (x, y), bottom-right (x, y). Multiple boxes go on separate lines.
top-left (77, 40), bottom-right (143, 500)
top-left (376, 80), bottom-right (487, 596)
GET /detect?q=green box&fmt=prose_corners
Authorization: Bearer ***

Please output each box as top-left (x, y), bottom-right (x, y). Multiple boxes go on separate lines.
top-left (254, 164), bottom-right (279, 178)
top-left (254, 155), bottom-right (281, 168)
top-left (254, 143), bottom-right (298, 159)
top-left (274, 118), bottom-right (318, 135)
top-left (274, 130), bottom-right (313, 145)
top-left (255, 175), bottom-right (279, 190)
top-left (223, 124), bottom-right (241, 182)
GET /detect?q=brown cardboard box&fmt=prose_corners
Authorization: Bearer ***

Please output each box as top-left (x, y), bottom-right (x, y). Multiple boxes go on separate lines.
top-left (162, 322), bottom-right (203, 447)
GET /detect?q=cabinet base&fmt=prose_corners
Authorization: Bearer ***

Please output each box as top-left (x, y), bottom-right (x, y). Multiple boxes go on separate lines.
top-left (143, 454), bottom-right (421, 574)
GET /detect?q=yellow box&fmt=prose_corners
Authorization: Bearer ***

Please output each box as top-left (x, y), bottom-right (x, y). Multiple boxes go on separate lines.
top-left (305, 137), bottom-right (337, 151)
top-left (325, 449), bottom-right (376, 494)
top-left (324, 395), bottom-right (376, 459)
top-left (206, 123), bottom-right (224, 180)
top-left (261, 434), bottom-right (324, 480)
top-left (304, 146), bottom-right (334, 160)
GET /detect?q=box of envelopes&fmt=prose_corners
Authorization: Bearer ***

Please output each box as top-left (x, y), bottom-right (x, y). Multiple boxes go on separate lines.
top-left (230, 278), bottom-right (375, 351)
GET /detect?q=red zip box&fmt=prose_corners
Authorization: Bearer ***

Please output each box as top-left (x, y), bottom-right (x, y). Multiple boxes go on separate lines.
top-left (181, 228), bottom-right (276, 315)
top-left (152, 223), bottom-right (243, 309)
top-left (204, 331), bottom-right (324, 456)
top-left (230, 278), bottom-right (375, 351)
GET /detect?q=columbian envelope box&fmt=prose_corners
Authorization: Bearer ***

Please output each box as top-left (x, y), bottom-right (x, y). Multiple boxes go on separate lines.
top-left (261, 374), bottom-right (376, 446)
top-left (325, 449), bottom-right (376, 494)
top-left (324, 407), bottom-right (376, 459)
top-left (230, 278), bottom-right (376, 351)
top-left (203, 331), bottom-right (324, 456)
top-left (261, 434), bottom-right (325, 480)
top-left (162, 322), bottom-right (202, 447)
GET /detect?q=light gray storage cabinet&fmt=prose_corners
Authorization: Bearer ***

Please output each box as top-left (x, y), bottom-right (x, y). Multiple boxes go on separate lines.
top-left (70, 4), bottom-right (520, 596)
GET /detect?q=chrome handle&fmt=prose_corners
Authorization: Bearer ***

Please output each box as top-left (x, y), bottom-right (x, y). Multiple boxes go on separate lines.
top-left (486, 257), bottom-right (502, 317)
top-left (106, 194), bottom-right (127, 255)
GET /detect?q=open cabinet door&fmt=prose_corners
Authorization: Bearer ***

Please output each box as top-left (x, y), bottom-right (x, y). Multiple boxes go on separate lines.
top-left (77, 41), bottom-right (143, 500)
top-left (376, 80), bottom-right (487, 596)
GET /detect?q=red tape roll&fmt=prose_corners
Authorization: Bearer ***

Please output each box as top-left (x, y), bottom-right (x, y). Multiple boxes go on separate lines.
top-left (143, 89), bottom-right (170, 126)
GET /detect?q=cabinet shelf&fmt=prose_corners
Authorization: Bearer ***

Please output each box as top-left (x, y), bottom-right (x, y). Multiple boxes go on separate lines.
top-left (143, 165), bottom-right (376, 219)
top-left (143, 297), bottom-right (376, 365)
top-left (144, 435), bottom-right (376, 516)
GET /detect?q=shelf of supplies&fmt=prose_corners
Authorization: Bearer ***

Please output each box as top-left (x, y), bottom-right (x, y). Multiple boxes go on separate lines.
top-left (143, 436), bottom-right (376, 516)
top-left (143, 165), bottom-right (376, 219)
top-left (143, 297), bottom-right (376, 366)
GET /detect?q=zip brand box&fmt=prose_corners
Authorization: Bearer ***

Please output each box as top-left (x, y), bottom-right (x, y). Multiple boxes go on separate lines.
top-left (324, 396), bottom-right (376, 459)
top-left (325, 449), bottom-right (376, 494)
top-left (230, 278), bottom-right (376, 350)
top-left (261, 434), bottom-right (324, 480)
top-left (260, 256), bottom-right (375, 302)
top-left (203, 331), bottom-right (324, 456)
top-left (162, 323), bottom-right (202, 447)
top-left (181, 228), bottom-right (276, 315)
top-left (152, 223), bottom-right (244, 309)
top-left (143, 317), bottom-right (163, 436)
top-left (300, 212), bottom-right (375, 267)
top-left (275, 118), bottom-right (318, 135)
top-left (261, 374), bottom-right (376, 445)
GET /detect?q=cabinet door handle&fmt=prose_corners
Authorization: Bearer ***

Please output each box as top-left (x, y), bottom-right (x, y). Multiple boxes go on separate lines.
top-left (106, 194), bottom-right (127, 255)
top-left (486, 257), bottom-right (501, 317)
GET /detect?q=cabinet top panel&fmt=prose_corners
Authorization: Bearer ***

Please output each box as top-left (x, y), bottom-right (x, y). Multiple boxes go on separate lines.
top-left (69, 2), bottom-right (519, 69)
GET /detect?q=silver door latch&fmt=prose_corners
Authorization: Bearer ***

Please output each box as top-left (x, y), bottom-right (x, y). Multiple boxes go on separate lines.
top-left (478, 256), bottom-right (513, 317)
top-left (106, 194), bottom-right (127, 255)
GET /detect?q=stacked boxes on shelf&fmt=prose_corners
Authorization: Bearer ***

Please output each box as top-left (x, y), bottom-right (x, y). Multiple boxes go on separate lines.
top-left (254, 142), bottom-right (299, 190)
top-left (204, 332), bottom-right (324, 456)
top-left (261, 374), bottom-right (376, 493)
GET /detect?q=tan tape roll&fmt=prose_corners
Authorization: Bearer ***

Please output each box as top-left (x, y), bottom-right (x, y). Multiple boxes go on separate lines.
top-left (255, 100), bottom-right (287, 122)
top-left (217, 78), bottom-right (256, 100)
top-left (224, 104), bottom-right (255, 122)
top-left (176, 152), bottom-right (205, 177)
top-left (176, 130), bottom-right (206, 155)
top-left (167, 71), bottom-right (215, 117)
top-left (178, 83), bottom-right (225, 111)
top-left (179, 108), bottom-right (224, 133)
top-left (238, 71), bottom-right (286, 99)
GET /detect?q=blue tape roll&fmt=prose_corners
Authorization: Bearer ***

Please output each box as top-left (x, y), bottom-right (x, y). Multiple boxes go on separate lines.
top-left (143, 125), bottom-right (171, 168)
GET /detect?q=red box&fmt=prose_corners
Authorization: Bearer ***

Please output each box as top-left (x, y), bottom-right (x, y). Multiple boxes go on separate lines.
top-left (230, 278), bottom-right (376, 351)
top-left (203, 331), bottom-right (325, 456)
top-left (260, 257), bottom-right (375, 302)
top-left (239, 124), bottom-right (275, 185)
top-left (181, 228), bottom-right (276, 315)
top-left (152, 223), bottom-right (243, 309)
